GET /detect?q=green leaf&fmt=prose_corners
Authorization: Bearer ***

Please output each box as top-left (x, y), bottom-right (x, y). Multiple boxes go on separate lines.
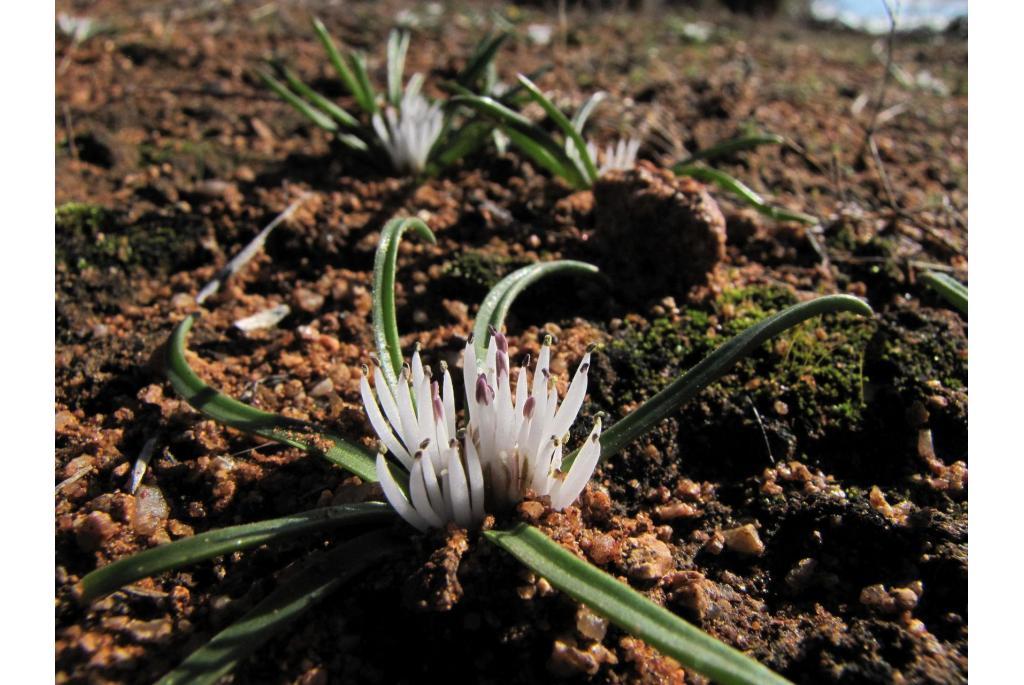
top-left (166, 314), bottom-right (377, 480)
top-left (430, 120), bottom-right (496, 171)
top-left (502, 127), bottom-right (588, 188)
top-left (156, 530), bottom-right (405, 685)
top-left (281, 65), bottom-right (360, 128)
top-left (571, 91), bottom-right (607, 134)
top-left (457, 32), bottom-right (510, 89)
top-left (676, 133), bottom-right (786, 166)
top-left (473, 260), bottom-right (600, 360)
top-left (335, 131), bottom-right (371, 152)
top-left (451, 94), bottom-right (587, 188)
top-left (386, 29), bottom-right (410, 107)
top-left (920, 271), bottom-right (967, 315)
top-left (675, 165), bottom-right (818, 225)
top-left (486, 524), bottom-right (793, 685)
top-left (257, 68), bottom-right (338, 132)
top-left (311, 16), bottom-right (374, 114)
top-left (77, 503), bottom-right (394, 603)
top-left (569, 295), bottom-right (873, 467)
top-left (517, 73), bottom-right (600, 184)
top-left (350, 51), bottom-right (378, 115)
top-left (373, 218), bottom-right (437, 392)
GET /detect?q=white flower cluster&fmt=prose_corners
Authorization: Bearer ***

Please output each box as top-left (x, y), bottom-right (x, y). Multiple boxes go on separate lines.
top-left (361, 333), bottom-right (602, 531)
top-left (567, 137), bottom-right (642, 178)
top-left (371, 80), bottom-right (443, 175)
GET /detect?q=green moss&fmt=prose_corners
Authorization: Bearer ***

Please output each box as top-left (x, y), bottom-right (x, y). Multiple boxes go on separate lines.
top-left (56, 201), bottom-right (204, 273)
top-left (599, 284), bottom-right (875, 450)
top-left (441, 250), bottom-right (530, 290)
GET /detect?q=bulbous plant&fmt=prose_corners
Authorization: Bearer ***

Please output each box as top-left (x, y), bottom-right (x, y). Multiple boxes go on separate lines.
top-left (259, 19), bottom-right (510, 176)
top-left (456, 77), bottom-right (817, 224)
top-left (76, 217), bottom-right (871, 685)
top-left (455, 74), bottom-right (642, 189)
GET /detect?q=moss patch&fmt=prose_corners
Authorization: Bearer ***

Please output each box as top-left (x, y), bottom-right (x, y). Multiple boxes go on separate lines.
top-left (594, 284), bottom-right (876, 480)
top-left (56, 202), bottom-right (207, 273)
top-left (440, 250), bottom-right (532, 291)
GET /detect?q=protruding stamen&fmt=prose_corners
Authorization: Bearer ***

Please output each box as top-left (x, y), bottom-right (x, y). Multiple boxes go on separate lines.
top-left (432, 381), bottom-right (444, 423)
top-left (496, 348), bottom-right (509, 380)
top-left (476, 374), bottom-right (489, 405)
top-left (523, 395), bottom-right (536, 419)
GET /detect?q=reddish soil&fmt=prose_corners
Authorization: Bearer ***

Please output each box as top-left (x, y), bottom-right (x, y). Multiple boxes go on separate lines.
top-left (56, 2), bottom-right (966, 683)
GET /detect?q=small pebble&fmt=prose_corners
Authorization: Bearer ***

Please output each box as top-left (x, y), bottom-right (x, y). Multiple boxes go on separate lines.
top-left (722, 524), bottom-right (765, 556)
top-left (309, 378), bottom-right (334, 397)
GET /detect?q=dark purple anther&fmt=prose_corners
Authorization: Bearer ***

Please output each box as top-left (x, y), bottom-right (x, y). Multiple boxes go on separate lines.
top-left (523, 395), bottom-right (536, 419)
top-left (476, 373), bottom-right (492, 405)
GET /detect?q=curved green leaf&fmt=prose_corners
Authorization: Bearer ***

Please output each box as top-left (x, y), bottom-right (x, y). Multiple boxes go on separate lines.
top-left (516, 73), bottom-right (600, 184)
top-left (281, 65), bottom-right (360, 128)
top-left (675, 164), bottom-right (818, 225)
top-left (486, 524), bottom-right (792, 685)
top-left (430, 121), bottom-right (495, 171)
top-left (457, 32), bottom-right (510, 89)
top-left (156, 530), bottom-right (406, 685)
top-left (502, 127), bottom-right (587, 188)
top-left (311, 16), bottom-right (372, 114)
top-left (920, 271), bottom-right (967, 315)
top-left (350, 51), bottom-right (377, 115)
top-left (373, 218), bottom-right (437, 392)
top-left (675, 133), bottom-right (786, 166)
top-left (472, 260), bottom-right (600, 360)
top-left (451, 94), bottom-right (587, 188)
top-left (166, 314), bottom-right (377, 480)
top-left (77, 503), bottom-right (394, 603)
top-left (567, 295), bottom-right (872, 468)
top-left (572, 91), bottom-right (607, 134)
top-left (257, 68), bottom-right (338, 132)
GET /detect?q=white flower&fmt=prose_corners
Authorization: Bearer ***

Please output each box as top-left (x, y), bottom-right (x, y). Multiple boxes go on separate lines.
top-left (595, 137), bottom-right (641, 176)
top-left (371, 79), bottom-right (443, 175)
top-left (361, 332), bottom-right (602, 531)
top-left (567, 137), bottom-right (641, 178)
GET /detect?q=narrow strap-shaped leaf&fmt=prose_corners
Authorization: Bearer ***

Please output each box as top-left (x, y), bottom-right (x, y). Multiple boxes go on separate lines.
top-left (386, 29), bottom-right (410, 107)
top-left (430, 120), bottom-right (496, 171)
top-left (166, 314), bottom-right (377, 480)
top-left (564, 295), bottom-right (872, 468)
top-left (502, 127), bottom-right (588, 188)
top-left (675, 165), bottom-right (818, 225)
top-left (350, 51), bottom-right (378, 115)
top-left (457, 32), bottom-right (510, 88)
top-left (451, 94), bottom-right (587, 188)
top-left (281, 65), bottom-right (360, 128)
top-left (920, 271), bottom-right (967, 315)
top-left (571, 91), bottom-right (607, 134)
top-left (516, 73), bottom-right (600, 184)
top-left (76, 503), bottom-right (393, 603)
top-left (311, 16), bottom-right (373, 114)
top-left (373, 218), bottom-right (437, 391)
top-left (257, 68), bottom-right (338, 132)
top-left (485, 524), bottom-right (793, 685)
top-left (675, 133), bottom-right (786, 167)
top-left (156, 530), bottom-right (406, 685)
top-left (472, 260), bottom-right (600, 360)
top-left (335, 131), bottom-right (371, 152)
